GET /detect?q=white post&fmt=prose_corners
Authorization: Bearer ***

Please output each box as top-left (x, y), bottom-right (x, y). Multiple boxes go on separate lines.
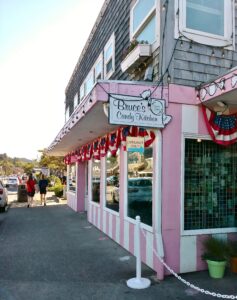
top-left (127, 216), bottom-right (151, 289)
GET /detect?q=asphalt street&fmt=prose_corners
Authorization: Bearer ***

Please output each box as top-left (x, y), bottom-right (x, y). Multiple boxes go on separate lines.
top-left (0, 194), bottom-right (237, 300)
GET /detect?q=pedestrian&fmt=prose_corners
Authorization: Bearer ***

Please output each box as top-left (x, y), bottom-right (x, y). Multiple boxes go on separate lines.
top-left (38, 174), bottom-right (48, 206)
top-left (26, 173), bottom-right (36, 208)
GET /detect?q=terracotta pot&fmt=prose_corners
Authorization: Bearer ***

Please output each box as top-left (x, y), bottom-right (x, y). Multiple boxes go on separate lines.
top-left (231, 257), bottom-right (237, 273)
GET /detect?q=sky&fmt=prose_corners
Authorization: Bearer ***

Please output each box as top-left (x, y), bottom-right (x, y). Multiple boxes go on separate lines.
top-left (0, 0), bottom-right (104, 160)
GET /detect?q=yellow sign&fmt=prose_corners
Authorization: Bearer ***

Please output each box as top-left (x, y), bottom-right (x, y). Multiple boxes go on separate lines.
top-left (126, 136), bottom-right (144, 152)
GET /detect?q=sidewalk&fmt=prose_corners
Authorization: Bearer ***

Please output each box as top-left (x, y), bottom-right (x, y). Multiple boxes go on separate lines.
top-left (0, 203), bottom-right (237, 300)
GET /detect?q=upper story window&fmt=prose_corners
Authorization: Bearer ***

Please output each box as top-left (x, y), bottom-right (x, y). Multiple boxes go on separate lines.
top-left (130, 0), bottom-right (157, 44)
top-left (176, 0), bottom-right (234, 47)
top-left (104, 33), bottom-right (115, 79)
top-left (95, 56), bottom-right (103, 81)
top-left (85, 71), bottom-right (94, 96)
top-left (73, 93), bottom-right (78, 110)
top-left (80, 84), bottom-right (85, 101)
top-left (65, 106), bottom-right (69, 123)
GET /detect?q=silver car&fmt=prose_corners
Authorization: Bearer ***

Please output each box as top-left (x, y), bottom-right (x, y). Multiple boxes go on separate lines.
top-left (0, 180), bottom-right (8, 212)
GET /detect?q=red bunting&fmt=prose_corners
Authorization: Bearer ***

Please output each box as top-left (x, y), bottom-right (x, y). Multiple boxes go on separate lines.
top-left (64, 126), bottom-right (156, 165)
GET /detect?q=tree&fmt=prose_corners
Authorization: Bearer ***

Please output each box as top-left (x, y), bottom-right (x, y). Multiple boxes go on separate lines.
top-left (39, 154), bottom-right (66, 176)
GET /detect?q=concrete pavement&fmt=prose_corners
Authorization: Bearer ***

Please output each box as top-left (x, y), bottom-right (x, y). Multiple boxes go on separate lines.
top-left (0, 198), bottom-right (237, 300)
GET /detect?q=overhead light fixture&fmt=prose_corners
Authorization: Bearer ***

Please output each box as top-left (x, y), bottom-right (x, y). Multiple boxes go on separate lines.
top-left (197, 138), bottom-right (202, 143)
top-left (217, 101), bottom-right (226, 107)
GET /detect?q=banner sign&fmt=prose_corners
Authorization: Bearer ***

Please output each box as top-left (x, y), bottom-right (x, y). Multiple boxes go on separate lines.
top-left (109, 90), bottom-right (172, 128)
top-left (126, 136), bottom-right (144, 152)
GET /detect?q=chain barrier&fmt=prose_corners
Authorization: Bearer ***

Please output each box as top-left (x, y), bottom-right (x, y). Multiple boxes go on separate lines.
top-left (140, 228), bottom-right (237, 299)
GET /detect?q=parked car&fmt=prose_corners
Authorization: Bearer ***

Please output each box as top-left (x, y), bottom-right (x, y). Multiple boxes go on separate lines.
top-left (0, 180), bottom-right (8, 212)
top-left (113, 177), bottom-right (152, 203)
top-left (6, 176), bottom-right (19, 193)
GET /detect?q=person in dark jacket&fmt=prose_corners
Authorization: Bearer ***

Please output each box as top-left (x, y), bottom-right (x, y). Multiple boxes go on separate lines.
top-left (38, 174), bottom-right (48, 206)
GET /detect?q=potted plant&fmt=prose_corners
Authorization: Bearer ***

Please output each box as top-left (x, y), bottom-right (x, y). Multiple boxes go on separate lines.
top-left (202, 237), bottom-right (228, 279)
top-left (227, 240), bottom-right (237, 273)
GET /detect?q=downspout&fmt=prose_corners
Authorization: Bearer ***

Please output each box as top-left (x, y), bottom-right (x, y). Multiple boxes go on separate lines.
top-left (155, 130), bottom-right (165, 280)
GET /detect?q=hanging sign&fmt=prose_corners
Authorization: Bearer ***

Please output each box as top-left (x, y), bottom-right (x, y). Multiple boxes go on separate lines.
top-left (109, 90), bottom-right (172, 128)
top-left (126, 136), bottom-right (144, 152)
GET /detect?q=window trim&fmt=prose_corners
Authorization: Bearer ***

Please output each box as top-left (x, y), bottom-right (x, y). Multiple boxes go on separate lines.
top-left (73, 93), bottom-right (78, 111)
top-left (94, 53), bottom-right (103, 82)
top-left (130, 0), bottom-right (159, 49)
top-left (104, 33), bottom-right (115, 79)
top-left (104, 150), bottom-right (120, 215)
top-left (175, 0), bottom-right (234, 48)
top-left (65, 106), bottom-right (70, 123)
top-left (181, 134), bottom-right (237, 236)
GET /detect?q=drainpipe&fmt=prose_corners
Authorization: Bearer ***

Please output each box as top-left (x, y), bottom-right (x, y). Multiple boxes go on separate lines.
top-left (155, 130), bottom-right (165, 280)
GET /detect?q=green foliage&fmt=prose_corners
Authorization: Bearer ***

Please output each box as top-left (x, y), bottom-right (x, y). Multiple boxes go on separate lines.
top-left (54, 184), bottom-right (63, 197)
top-left (39, 154), bottom-right (66, 175)
top-left (0, 153), bottom-right (37, 175)
top-left (202, 237), bottom-right (228, 262)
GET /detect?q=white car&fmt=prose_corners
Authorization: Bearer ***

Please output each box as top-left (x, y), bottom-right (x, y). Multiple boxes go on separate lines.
top-left (0, 180), bottom-right (8, 212)
top-left (113, 177), bottom-right (152, 203)
top-left (6, 177), bottom-right (19, 193)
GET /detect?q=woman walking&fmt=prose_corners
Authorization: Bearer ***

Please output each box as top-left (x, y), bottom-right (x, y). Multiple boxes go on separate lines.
top-left (38, 174), bottom-right (48, 206)
top-left (26, 174), bottom-right (36, 208)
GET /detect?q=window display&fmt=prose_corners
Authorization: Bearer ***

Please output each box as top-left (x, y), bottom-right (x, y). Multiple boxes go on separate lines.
top-left (68, 164), bottom-right (76, 192)
top-left (184, 139), bottom-right (237, 230)
top-left (106, 150), bottom-right (120, 212)
top-left (92, 159), bottom-right (101, 203)
top-left (127, 145), bottom-right (153, 226)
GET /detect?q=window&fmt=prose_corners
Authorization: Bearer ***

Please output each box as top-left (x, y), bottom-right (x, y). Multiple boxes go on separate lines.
top-left (73, 93), bottom-right (78, 110)
top-left (104, 34), bottom-right (115, 79)
top-left (95, 58), bottom-right (102, 81)
top-left (65, 106), bottom-right (69, 122)
top-left (131, 0), bottom-right (157, 44)
top-left (92, 159), bottom-right (100, 203)
top-left (106, 150), bottom-right (120, 212)
top-left (176, 0), bottom-right (233, 47)
top-left (85, 71), bottom-right (94, 96)
top-left (68, 164), bottom-right (76, 192)
top-left (127, 145), bottom-right (153, 226)
top-left (80, 84), bottom-right (85, 101)
top-left (184, 139), bottom-right (237, 231)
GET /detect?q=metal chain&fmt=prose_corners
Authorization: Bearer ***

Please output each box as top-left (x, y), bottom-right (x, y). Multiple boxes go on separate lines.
top-left (140, 228), bottom-right (237, 299)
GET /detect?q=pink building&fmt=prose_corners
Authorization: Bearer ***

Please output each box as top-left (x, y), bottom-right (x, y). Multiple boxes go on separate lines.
top-left (48, 0), bottom-right (237, 279)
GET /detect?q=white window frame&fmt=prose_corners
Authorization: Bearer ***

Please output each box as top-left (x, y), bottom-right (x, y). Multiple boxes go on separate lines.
top-left (175, 0), bottom-right (235, 48)
top-left (104, 33), bottom-right (115, 79)
top-left (94, 53), bottom-right (103, 81)
top-left (65, 106), bottom-right (70, 123)
top-left (85, 70), bottom-right (94, 96)
top-left (130, 0), bottom-right (159, 50)
top-left (73, 93), bottom-right (78, 111)
top-left (181, 134), bottom-right (237, 236)
top-left (80, 84), bottom-right (85, 101)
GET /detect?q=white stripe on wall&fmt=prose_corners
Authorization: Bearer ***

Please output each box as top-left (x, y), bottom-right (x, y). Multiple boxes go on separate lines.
top-left (97, 208), bottom-right (101, 229)
top-left (180, 236), bottom-right (197, 273)
top-left (146, 231), bottom-right (153, 268)
top-left (109, 213), bottom-right (113, 238)
top-left (115, 217), bottom-right (120, 244)
top-left (93, 206), bottom-right (96, 224)
top-left (124, 221), bottom-right (129, 251)
top-left (182, 105), bottom-right (198, 133)
top-left (103, 210), bottom-right (107, 233)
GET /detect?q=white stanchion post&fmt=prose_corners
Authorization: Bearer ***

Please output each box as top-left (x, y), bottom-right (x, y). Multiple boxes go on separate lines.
top-left (127, 216), bottom-right (151, 289)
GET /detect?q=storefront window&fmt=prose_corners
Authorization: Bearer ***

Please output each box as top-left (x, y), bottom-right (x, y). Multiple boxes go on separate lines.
top-left (106, 150), bottom-right (120, 212)
top-left (68, 164), bottom-right (76, 192)
top-left (92, 159), bottom-right (100, 203)
top-left (184, 139), bottom-right (237, 230)
top-left (127, 145), bottom-right (153, 226)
